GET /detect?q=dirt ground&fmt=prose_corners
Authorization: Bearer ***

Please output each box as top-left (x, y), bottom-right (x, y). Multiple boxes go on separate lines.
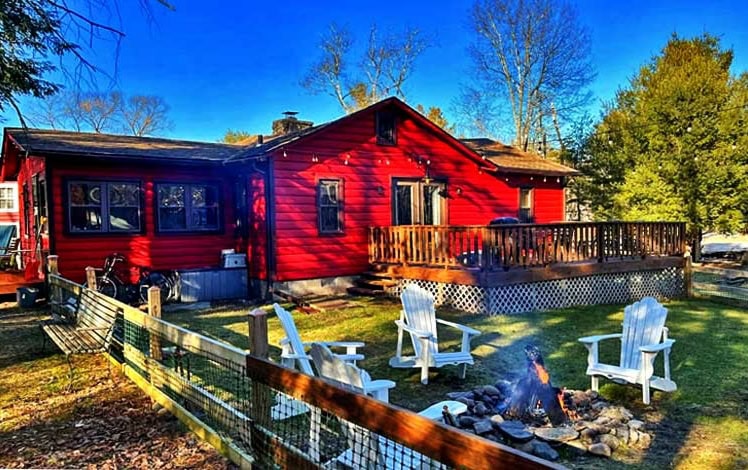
top-left (0, 300), bottom-right (236, 469)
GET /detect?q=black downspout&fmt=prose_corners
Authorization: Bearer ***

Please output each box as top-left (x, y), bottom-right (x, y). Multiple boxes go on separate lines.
top-left (264, 157), bottom-right (276, 300)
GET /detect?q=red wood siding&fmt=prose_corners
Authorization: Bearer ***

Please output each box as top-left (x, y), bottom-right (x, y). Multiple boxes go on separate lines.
top-left (49, 160), bottom-right (237, 283)
top-left (247, 171), bottom-right (267, 280)
top-left (16, 155), bottom-right (47, 275)
top-left (271, 105), bottom-right (566, 282)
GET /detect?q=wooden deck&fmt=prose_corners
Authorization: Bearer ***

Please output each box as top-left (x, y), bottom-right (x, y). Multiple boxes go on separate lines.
top-left (372, 256), bottom-right (685, 287)
top-left (368, 222), bottom-right (687, 286)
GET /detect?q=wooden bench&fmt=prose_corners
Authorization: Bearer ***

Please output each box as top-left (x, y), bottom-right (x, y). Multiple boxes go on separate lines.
top-left (42, 288), bottom-right (121, 356)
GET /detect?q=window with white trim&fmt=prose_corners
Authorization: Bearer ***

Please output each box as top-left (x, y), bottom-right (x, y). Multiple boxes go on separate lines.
top-left (317, 179), bottom-right (343, 234)
top-left (68, 181), bottom-right (142, 232)
top-left (157, 183), bottom-right (220, 232)
top-left (0, 185), bottom-right (16, 211)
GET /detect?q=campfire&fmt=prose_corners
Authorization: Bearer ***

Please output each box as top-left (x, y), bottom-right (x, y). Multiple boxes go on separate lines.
top-left (444, 344), bottom-right (654, 462)
top-left (505, 345), bottom-right (575, 426)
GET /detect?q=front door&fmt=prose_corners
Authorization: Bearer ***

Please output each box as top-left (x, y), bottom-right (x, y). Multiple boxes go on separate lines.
top-left (393, 180), bottom-right (446, 225)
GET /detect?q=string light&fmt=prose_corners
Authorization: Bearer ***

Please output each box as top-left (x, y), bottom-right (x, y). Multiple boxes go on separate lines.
top-left (543, 176), bottom-right (547, 182)
top-left (282, 149), bottom-right (287, 158)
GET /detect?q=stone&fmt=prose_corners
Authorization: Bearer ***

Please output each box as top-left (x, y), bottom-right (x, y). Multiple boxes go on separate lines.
top-left (586, 390), bottom-right (600, 400)
top-left (628, 430), bottom-right (639, 446)
top-left (588, 442), bottom-right (612, 457)
top-left (598, 434), bottom-right (620, 450)
top-left (473, 419), bottom-right (494, 435)
top-left (564, 439), bottom-right (589, 456)
top-left (637, 432), bottom-right (651, 448)
top-left (580, 428), bottom-right (598, 443)
top-left (151, 402), bottom-right (163, 411)
top-left (458, 415), bottom-right (478, 428)
top-left (497, 420), bottom-right (534, 442)
top-left (474, 403), bottom-right (488, 416)
top-left (482, 385), bottom-right (501, 397)
top-left (599, 406), bottom-right (633, 422)
top-left (456, 397), bottom-right (475, 408)
top-left (489, 414), bottom-right (505, 427)
top-left (156, 407), bottom-right (170, 416)
top-left (591, 400), bottom-right (608, 411)
top-left (447, 391), bottom-right (470, 400)
top-left (533, 426), bottom-right (579, 443)
top-left (530, 441), bottom-right (559, 461)
top-left (628, 419), bottom-right (645, 431)
top-left (613, 426), bottom-right (630, 443)
top-left (574, 420), bottom-right (591, 431)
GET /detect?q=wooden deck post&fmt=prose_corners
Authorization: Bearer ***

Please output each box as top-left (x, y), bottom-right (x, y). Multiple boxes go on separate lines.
top-left (47, 255), bottom-right (59, 275)
top-left (683, 248), bottom-right (693, 299)
top-left (85, 266), bottom-right (97, 290)
top-left (247, 308), bottom-right (272, 430)
top-left (148, 286), bottom-right (163, 361)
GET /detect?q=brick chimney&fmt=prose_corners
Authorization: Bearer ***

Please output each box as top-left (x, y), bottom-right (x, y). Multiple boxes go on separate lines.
top-left (272, 111), bottom-right (314, 136)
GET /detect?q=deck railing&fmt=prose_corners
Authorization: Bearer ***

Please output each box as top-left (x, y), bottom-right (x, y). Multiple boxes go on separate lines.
top-left (369, 222), bottom-right (687, 270)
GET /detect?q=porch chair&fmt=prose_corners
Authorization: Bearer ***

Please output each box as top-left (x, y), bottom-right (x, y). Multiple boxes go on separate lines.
top-left (309, 342), bottom-right (467, 468)
top-left (0, 237), bottom-right (19, 269)
top-left (272, 303), bottom-right (376, 419)
top-left (578, 297), bottom-right (677, 405)
top-left (389, 284), bottom-right (481, 384)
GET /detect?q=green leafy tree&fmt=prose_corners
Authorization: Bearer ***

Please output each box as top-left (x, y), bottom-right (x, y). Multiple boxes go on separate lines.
top-left (583, 34), bottom-right (748, 249)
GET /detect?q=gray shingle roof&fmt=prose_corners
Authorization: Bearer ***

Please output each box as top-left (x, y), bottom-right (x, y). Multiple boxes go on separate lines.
top-left (5, 128), bottom-right (246, 162)
top-left (461, 138), bottom-right (580, 176)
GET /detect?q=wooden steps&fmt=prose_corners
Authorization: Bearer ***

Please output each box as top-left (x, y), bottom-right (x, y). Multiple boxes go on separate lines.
top-left (347, 270), bottom-right (398, 297)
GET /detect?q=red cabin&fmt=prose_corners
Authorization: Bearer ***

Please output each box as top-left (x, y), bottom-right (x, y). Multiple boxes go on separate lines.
top-left (0, 97), bottom-right (577, 300)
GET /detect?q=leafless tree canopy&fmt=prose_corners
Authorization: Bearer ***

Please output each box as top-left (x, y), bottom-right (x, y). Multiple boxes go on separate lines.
top-left (29, 91), bottom-right (172, 136)
top-left (120, 95), bottom-right (172, 136)
top-left (302, 23), bottom-right (430, 113)
top-left (462, 0), bottom-right (595, 149)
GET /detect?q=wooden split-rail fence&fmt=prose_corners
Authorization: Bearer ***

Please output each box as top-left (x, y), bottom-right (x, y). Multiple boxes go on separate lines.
top-left (45, 257), bottom-right (559, 470)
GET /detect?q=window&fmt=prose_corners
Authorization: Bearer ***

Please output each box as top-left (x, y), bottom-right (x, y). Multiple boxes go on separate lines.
top-left (157, 183), bottom-right (220, 232)
top-left (317, 179), bottom-right (343, 234)
top-left (376, 112), bottom-right (397, 145)
top-left (68, 181), bottom-right (142, 233)
top-left (519, 188), bottom-right (534, 223)
top-left (0, 185), bottom-right (16, 211)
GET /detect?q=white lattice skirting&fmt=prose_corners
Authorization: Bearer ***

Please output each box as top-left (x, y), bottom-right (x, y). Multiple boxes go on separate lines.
top-left (385, 268), bottom-right (685, 315)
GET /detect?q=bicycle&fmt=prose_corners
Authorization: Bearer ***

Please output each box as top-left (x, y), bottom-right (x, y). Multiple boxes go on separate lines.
top-left (95, 253), bottom-right (175, 304)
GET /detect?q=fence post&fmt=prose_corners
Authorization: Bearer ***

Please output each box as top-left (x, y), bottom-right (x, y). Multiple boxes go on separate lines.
top-left (247, 308), bottom-right (269, 359)
top-left (47, 255), bottom-right (59, 275)
top-left (597, 223), bottom-right (605, 263)
top-left (148, 286), bottom-right (163, 361)
top-left (85, 266), bottom-right (97, 290)
top-left (247, 308), bottom-right (272, 430)
top-left (683, 248), bottom-right (693, 299)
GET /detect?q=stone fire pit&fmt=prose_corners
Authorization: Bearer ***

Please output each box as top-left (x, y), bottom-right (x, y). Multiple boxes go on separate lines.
top-left (446, 384), bottom-right (654, 461)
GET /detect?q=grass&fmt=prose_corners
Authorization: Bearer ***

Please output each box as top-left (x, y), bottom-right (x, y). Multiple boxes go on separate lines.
top-left (164, 297), bottom-right (748, 470)
top-left (0, 302), bottom-right (232, 469)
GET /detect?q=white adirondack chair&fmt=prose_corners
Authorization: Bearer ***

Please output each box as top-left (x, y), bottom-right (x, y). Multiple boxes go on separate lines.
top-left (272, 303), bottom-right (367, 420)
top-left (578, 297), bottom-right (677, 405)
top-left (309, 343), bottom-right (467, 469)
top-left (390, 284), bottom-right (481, 384)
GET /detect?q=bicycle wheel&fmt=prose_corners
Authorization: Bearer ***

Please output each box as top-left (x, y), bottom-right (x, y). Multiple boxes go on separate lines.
top-left (139, 271), bottom-right (173, 304)
top-left (97, 276), bottom-right (118, 299)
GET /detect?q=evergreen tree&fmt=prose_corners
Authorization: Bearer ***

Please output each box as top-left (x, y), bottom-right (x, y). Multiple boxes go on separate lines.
top-left (582, 34), bottom-right (748, 246)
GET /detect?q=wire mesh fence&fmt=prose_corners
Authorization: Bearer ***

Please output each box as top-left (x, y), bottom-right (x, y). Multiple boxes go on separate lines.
top-left (693, 266), bottom-right (748, 304)
top-left (46, 271), bottom-right (551, 469)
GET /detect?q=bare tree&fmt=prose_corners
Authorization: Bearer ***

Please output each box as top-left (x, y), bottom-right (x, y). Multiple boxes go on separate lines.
top-left (77, 91), bottom-right (122, 133)
top-left (1, 0), bottom-right (174, 126)
top-left (302, 23), bottom-right (430, 113)
top-left (120, 95), bottom-right (172, 136)
top-left (463, 0), bottom-right (595, 149)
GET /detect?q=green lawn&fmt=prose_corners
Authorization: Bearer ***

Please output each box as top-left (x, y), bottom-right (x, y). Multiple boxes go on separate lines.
top-left (164, 297), bottom-right (748, 470)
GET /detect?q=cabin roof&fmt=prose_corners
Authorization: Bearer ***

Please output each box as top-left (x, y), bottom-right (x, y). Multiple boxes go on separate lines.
top-left (460, 138), bottom-right (580, 177)
top-left (3, 128), bottom-right (244, 162)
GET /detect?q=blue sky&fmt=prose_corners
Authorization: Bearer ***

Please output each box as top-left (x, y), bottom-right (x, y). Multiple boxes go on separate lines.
top-left (5, 0), bottom-right (748, 141)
